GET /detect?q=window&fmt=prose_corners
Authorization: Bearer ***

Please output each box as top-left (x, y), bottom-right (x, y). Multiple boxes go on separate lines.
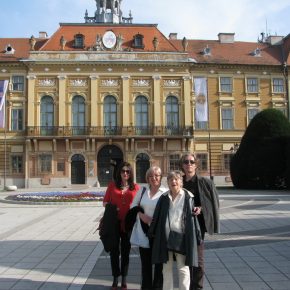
top-left (11, 108), bottom-right (23, 131)
top-left (273, 78), bottom-right (284, 93)
top-left (41, 96), bottom-right (54, 135)
top-left (247, 78), bottom-right (258, 93)
top-left (169, 154), bottom-right (180, 171)
top-left (166, 96), bottom-right (179, 134)
top-left (39, 154), bottom-right (52, 173)
top-left (135, 96), bottom-right (148, 134)
top-left (132, 34), bottom-right (144, 49)
top-left (74, 34), bottom-right (85, 48)
top-left (223, 153), bottom-right (233, 171)
top-left (104, 95), bottom-right (117, 134)
top-left (195, 120), bottom-right (208, 130)
top-left (247, 108), bottom-right (259, 124)
top-left (196, 153), bottom-right (208, 171)
top-left (72, 95), bottom-right (85, 135)
top-left (220, 77), bottom-right (232, 92)
top-left (12, 76), bottom-right (24, 91)
top-left (221, 108), bottom-right (234, 129)
top-left (11, 155), bottom-right (23, 174)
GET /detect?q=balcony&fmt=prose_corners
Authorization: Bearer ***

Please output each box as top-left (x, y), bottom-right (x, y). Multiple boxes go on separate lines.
top-left (26, 126), bottom-right (194, 138)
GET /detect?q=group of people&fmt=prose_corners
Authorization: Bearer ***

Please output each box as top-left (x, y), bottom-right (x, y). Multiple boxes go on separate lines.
top-left (102, 153), bottom-right (220, 290)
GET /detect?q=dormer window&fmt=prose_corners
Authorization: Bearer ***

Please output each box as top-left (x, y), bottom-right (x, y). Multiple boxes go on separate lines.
top-left (5, 44), bottom-right (15, 54)
top-left (251, 47), bottom-right (261, 57)
top-left (132, 34), bottom-right (144, 49)
top-left (74, 34), bottom-right (85, 48)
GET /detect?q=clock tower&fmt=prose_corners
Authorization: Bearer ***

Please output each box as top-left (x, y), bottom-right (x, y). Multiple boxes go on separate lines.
top-left (85, 0), bottom-right (132, 24)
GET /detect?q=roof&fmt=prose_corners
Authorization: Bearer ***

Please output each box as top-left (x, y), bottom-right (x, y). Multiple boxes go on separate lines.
top-left (0, 23), bottom-right (287, 67)
top-left (40, 23), bottom-right (178, 52)
top-left (170, 39), bottom-right (283, 66)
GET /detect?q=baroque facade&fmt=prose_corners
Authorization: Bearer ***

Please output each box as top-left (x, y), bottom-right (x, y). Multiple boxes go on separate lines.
top-left (0, 0), bottom-right (289, 188)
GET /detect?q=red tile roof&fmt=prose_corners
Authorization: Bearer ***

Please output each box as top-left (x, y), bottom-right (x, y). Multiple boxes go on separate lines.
top-left (40, 24), bottom-right (178, 52)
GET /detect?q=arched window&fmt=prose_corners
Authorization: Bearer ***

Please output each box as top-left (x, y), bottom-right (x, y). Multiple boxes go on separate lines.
top-left (74, 34), bottom-right (85, 48)
top-left (132, 34), bottom-right (144, 49)
top-left (166, 96), bottom-right (179, 134)
top-left (104, 95), bottom-right (117, 135)
top-left (135, 95), bottom-right (148, 134)
top-left (72, 95), bottom-right (85, 135)
top-left (136, 153), bottom-right (150, 183)
top-left (40, 95), bottom-right (54, 135)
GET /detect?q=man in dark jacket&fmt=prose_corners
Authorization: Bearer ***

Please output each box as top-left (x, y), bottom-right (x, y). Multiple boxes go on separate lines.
top-left (180, 153), bottom-right (220, 290)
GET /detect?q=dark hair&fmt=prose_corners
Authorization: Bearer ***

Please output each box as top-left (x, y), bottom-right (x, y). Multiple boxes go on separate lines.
top-left (179, 153), bottom-right (198, 173)
top-left (115, 161), bottom-right (135, 190)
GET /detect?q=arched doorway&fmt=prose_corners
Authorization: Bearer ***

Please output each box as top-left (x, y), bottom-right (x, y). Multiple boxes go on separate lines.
top-left (71, 154), bottom-right (85, 184)
top-left (136, 153), bottom-right (150, 183)
top-left (97, 145), bottom-right (123, 186)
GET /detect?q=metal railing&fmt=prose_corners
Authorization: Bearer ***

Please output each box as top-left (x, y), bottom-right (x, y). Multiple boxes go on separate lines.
top-left (26, 126), bottom-right (194, 137)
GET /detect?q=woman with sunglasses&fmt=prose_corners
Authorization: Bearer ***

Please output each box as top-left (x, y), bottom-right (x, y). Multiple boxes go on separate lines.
top-left (180, 153), bottom-right (220, 290)
top-left (103, 161), bottom-right (140, 290)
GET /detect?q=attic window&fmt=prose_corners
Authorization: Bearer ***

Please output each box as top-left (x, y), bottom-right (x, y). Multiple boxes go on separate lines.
top-left (251, 48), bottom-right (261, 57)
top-left (74, 34), bottom-right (85, 48)
top-left (132, 34), bottom-right (144, 49)
top-left (202, 46), bottom-right (211, 55)
top-left (5, 44), bottom-right (15, 54)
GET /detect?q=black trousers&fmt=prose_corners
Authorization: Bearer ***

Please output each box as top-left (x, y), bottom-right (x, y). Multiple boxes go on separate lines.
top-left (110, 231), bottom-right (131, 277)
top-left (139, 247), bottom-right (163, 290)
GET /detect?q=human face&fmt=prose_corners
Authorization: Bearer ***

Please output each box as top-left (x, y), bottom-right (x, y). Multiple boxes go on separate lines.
top-left (121, 167), bottom-right (130, 181)
top-left (182, 155), bottom-right (197, 176)
top-left (167, 176), bottom-right (182, 194)
top-left (148, 170), bottom-right (162, 188)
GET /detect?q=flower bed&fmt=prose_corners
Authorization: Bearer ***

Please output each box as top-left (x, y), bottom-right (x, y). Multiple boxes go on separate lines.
top-left (6, 191), bottom-right (105, 202)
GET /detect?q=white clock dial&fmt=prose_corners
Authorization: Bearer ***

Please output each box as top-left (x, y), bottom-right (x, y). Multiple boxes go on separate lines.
top-left (102, 31), bottom-right (117, 49)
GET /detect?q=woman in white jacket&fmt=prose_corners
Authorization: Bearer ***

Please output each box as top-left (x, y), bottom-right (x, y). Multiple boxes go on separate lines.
top-left (130, 166), bottom-right (167, 290)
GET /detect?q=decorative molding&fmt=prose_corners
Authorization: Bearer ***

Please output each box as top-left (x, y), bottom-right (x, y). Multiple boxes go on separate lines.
top-left (90, 75), bottom-right (99, 80)
top-left (121, 75), bottom-right (131, 80)
top-left (70, 79), bottom-right (87, 87)
top-left (133, 79), bottom-right (150, 86)
top-left (57, 75), bottom-right (67, 80)
top-left (27, 75), bottom-right (36, 80)
top-left (38, 78), bottom-right (56, 86)
top-left (101, 79), bottom-right (119, 86)
top-left (182, 76), bottom-right (191, 81)
top-left (164, 79), bottom-right (181, 87)
top-left (152, 75), bottom-right (161, 81)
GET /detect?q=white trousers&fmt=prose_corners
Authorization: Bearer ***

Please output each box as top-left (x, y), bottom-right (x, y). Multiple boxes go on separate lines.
top-left (163, 251), bottom-right (190, 290)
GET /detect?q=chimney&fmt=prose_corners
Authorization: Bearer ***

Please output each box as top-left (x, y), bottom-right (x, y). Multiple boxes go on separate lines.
top-left (218, 33), bottom-right (235, 43)
top-left (39, 31), bottom-right (48, 39)
top-left (267, 35), bottom-right (283, 45)
top-left (169, 33), bottom-right (178, 40)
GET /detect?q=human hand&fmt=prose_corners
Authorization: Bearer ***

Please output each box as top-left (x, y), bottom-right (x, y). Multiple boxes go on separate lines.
top-left (193, 206), bottom-right (201, 215)
top-left (139, 212), bottom-right (152, 225)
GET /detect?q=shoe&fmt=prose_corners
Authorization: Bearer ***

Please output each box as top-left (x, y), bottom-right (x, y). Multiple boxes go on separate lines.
top-left (121, 284), bottom-right (127, 290)
top-left (111, 287), bottom-right (118, 290)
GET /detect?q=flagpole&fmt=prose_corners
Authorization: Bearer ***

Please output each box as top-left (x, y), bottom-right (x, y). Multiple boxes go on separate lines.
top-left (4, 117), bottom-right (6, 189)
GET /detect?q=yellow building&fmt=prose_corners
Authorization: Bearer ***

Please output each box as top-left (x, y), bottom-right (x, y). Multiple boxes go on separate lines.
top-left (0, 1), bottom-right (289, 188)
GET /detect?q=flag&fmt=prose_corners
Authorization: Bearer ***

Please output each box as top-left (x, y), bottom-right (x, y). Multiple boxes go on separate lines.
top-left (0, 80), bottom-right (9, 128)
top-left (194, 77), bottom-right (208, 122)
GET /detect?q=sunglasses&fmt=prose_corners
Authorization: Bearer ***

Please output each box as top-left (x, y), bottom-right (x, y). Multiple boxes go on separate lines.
top-left (121, 169), bottom-right (130, 174)
top-left (183, 160), bottom-right (195, 165)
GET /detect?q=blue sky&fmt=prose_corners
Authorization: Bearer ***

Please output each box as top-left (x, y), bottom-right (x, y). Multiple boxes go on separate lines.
top-left (0, 0), bottom-right (289, 42)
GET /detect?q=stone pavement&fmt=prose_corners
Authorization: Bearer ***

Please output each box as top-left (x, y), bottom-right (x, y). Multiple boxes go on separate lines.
top-left (0, 188), bottom-right (290, 290)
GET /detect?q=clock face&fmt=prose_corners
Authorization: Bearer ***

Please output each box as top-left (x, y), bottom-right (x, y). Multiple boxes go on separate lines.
top-left (102, 31), bottom-right (117, 49)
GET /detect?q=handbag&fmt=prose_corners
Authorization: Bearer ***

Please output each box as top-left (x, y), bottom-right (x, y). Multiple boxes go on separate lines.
top-left (167, 212), bottom-right (186, 255)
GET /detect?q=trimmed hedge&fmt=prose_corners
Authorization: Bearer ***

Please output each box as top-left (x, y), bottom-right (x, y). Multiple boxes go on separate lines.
top-left (230, 109), bottom-right (290, 189)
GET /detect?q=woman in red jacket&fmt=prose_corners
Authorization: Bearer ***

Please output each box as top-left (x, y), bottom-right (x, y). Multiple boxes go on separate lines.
top-left (103, 161), bottom-right (140, 290)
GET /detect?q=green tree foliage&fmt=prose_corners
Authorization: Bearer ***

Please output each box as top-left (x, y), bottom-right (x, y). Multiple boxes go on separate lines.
top-left (230, 109), bottom-right (290, 189)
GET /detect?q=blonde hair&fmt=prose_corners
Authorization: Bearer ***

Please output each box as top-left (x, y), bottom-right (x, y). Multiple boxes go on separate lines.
top-left (145, 166), bottom-right (162, 183)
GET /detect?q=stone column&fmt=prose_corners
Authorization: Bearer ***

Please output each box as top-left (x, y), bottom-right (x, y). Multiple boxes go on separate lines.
top-left (57, 75), bottom-right (67, 127)
top-left (121, 75), bottom-right (130, 126)
top-left (90, 75), bottom-right (99, 126)
top-left (27, 75), bottom-right (36, 127)
top-left (152, 75), bottom-right (161, 126)
top-left (183, 76), bottom-right (192, 126)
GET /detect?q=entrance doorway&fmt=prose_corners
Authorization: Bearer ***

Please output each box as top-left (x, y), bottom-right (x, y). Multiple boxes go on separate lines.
top-left (136, 153), bottom-right (150, 183)
top-left (97, 145), bottom-right (123, 186)
top-left (71, 154), bottom-right (85, 184)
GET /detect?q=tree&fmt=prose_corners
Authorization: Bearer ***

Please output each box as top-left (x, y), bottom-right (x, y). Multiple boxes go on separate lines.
top-left (230, 109), bottom-right (290, 189)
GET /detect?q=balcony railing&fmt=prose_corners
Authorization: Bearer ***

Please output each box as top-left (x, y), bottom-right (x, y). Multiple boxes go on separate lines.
top-left (26, 126), bottom-right (194, 137)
